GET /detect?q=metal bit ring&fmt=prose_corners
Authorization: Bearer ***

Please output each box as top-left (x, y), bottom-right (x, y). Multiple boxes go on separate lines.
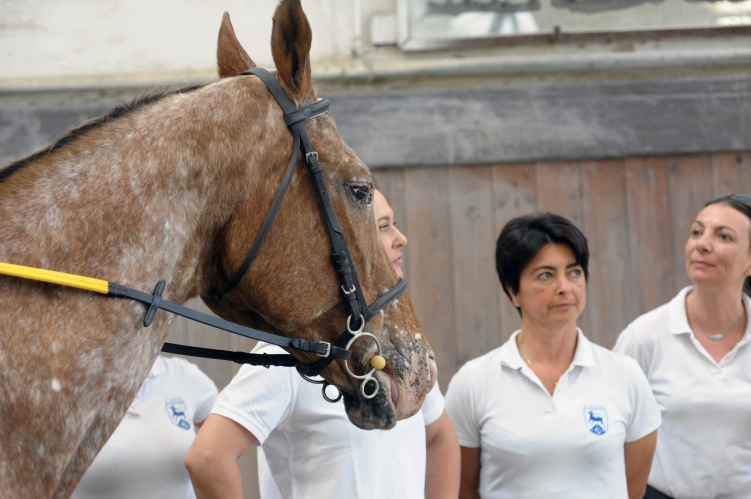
top-left (360, 377), bottom-right (379, 399)
top-left (346, 314), bottom-right (365, 335)
top-left (298, 371), bottom-right (343, 404)
top-left (343, 332), bottom-right (382, 380)
top-left (343, 331), bottom-right (383, 399)
top-left (322, 382), bottom-right (343, 403)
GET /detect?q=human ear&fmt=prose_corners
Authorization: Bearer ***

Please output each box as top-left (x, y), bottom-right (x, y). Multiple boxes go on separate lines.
top-left (507, 287), bottom-right (520, 307)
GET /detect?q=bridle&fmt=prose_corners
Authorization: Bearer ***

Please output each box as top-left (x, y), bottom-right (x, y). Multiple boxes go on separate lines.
top-left (0, 68), bottom-right (406, 404)
top-left (195, 67), bottom-right (407, 401)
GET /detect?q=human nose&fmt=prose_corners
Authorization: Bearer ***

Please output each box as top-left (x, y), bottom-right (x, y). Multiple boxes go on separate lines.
top-left (694, 232), bottom-right (712, 253)
top-left (393, 227), bottom-right (407, 249)
top-left (555, 274), bottom-right (573, 294)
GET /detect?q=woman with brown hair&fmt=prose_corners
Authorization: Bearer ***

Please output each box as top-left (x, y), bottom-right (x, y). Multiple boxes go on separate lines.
top-left (615, 194), bottom-right (751, 499)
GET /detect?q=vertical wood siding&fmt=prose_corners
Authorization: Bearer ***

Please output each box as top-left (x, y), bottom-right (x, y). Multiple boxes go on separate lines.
top-left (168, 152), bottom-right (749, 498)
top-left (374, 152), bottom-right (751, 390)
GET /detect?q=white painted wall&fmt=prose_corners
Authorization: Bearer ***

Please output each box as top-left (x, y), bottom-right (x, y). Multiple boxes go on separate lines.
top-left (3, 0), bottom-right (749, 90)
top-left (0, 0), bottom-right (396, 87)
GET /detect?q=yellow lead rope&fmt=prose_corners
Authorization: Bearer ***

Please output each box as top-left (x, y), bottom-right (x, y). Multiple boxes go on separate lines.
top-left (0, 261), bottom-right (110, 295)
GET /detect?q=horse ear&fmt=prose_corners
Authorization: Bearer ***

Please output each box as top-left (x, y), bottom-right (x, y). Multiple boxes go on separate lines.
top-left (217, 12), bottom-right (256, 79)
top-left (270, 0), bottom-right (315, 103)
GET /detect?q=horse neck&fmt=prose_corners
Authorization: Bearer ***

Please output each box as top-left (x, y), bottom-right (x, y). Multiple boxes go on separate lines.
top-left (0, 79), bottom-right (285, 303)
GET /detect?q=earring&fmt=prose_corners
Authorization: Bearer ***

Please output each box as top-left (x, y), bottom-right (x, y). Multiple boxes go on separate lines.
top-left (514, 300), bottom-right (520, 307)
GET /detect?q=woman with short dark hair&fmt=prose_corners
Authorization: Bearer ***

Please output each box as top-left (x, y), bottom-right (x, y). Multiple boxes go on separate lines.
top-left (445, 212), bottom-right (661, 499)
top-left (614, 194), bottom-right (751, 499)
top-left (495, 213), bottom-right (590, 314)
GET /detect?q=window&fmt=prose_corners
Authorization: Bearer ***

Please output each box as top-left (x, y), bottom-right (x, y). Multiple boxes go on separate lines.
top-left (397, 0), bottom-right (751, 50)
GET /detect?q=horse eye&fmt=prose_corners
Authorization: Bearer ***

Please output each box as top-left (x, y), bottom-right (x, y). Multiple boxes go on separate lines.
top-left (350, 184), bottom-right (372, 203)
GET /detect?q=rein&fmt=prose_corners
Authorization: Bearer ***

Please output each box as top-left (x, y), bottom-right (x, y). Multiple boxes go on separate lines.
top-left (0, 68), bottom-right (406, 403)
top-left (0, 261), bottom-right (342, 365)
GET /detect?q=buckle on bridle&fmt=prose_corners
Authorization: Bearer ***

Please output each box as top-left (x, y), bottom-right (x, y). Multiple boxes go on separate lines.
top-left (317, 341), bottom-right (332, 358)
top-left (305, 151), bottom-right (318, 163)
top-left (341, 284), bottom-right (356, 295)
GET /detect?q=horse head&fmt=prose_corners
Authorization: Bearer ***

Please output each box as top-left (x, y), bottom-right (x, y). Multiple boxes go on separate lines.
top-left (0, 2), bottom-right (437, 494)
top-left (202, 1), bottom-right (436, 429)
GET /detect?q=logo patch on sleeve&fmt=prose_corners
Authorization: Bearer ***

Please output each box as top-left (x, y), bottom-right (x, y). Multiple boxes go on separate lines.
top-left (583, 404), bottom-right (608, 435)
top-left (165, 398), bottom-right (191, 430)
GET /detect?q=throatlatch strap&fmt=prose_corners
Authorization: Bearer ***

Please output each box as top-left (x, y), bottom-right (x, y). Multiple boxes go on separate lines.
top-left (204, 130), bottom-right (302, 301)
top-left (205, 68), bottom-right (330, 301)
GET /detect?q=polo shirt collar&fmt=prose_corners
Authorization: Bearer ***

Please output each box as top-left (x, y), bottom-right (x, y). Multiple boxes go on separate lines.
top-left (571, 329), bottom-right (597, 368)
top-left (500, 330), bottom-right (525, 369)
top-left (670, 285), bottom-right (751, 345)
top-left (500, 328), bottom-right (596, 369)
top-left (669, 286), bottom-right (694, 335)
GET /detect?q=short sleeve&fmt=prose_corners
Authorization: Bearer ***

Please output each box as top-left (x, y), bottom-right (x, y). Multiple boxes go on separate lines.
top-left (445, 364), bottom-right (481, 448)
top-left (623, 356), bottom-right (661, 443)
top-left (210, 343), bottom-right (298, 444)
top-left (420, 382), bottom-right (445, 426)
top-left (157, 356), bottom-right (218, 425)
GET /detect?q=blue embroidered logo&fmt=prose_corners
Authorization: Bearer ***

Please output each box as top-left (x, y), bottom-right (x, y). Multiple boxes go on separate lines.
top-left (165, 399), bottom-right (191, 430)
top-left (583, 404), bottom-right (608, 435)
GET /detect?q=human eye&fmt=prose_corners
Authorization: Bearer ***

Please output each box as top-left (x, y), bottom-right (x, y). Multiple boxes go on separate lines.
top-left (538, 271), bottom-right (552, 281)
top-left (379, 223), bottom-right (389, 232)
top-left (719, 232), bottom-right (734, 242)
top-left (690, 227), bottom-right (703, 237)
top-left (570, 268), bottom-right (583, 278)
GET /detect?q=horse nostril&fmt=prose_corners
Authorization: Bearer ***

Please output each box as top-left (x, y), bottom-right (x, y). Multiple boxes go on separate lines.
top-left (427, 353), bottom-right (438, 390)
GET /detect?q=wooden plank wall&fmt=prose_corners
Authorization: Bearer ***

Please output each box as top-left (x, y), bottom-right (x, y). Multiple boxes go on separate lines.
top-left (168, 152), bottom-right (750, 499)
top-left (374, 152), bottom-right (751, 390)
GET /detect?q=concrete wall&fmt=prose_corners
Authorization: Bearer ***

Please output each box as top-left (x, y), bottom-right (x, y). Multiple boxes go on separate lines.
top-left (3, 73), bottom-right (751, 169)
top-left (1, 0), bottom-right (395, 87)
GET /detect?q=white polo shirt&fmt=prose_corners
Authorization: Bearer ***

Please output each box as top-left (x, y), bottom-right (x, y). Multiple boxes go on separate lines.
top-left (72, 355), bottom-right (218, 499)
top-left (446, 329), bottom-right (661, 499)
top-left (614, 286), bottom-right (751, 499)
top-left (211, 342), bottom-right (445, 499)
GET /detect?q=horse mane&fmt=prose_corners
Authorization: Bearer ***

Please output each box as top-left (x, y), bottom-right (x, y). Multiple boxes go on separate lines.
top-left (0, 84), bottom-right (207, 183)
